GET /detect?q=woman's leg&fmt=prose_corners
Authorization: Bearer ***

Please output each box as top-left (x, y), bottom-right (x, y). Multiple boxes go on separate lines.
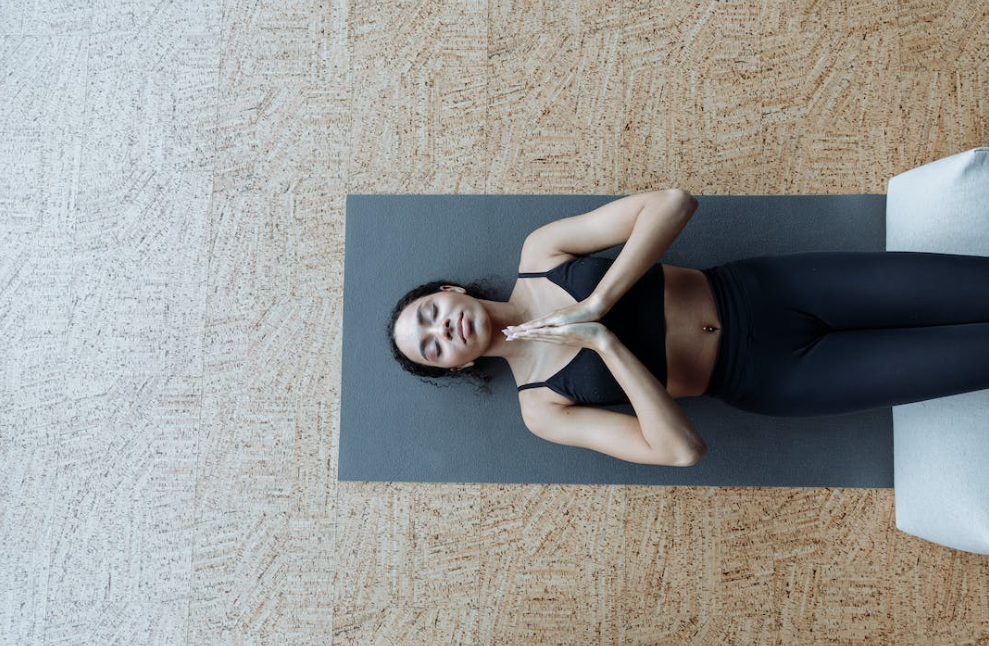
top-left (728, 251), bottom-right (989, 417)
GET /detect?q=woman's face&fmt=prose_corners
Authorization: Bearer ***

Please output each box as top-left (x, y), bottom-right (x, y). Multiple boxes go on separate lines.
top-left (393, 286), bottom-right (490, 370)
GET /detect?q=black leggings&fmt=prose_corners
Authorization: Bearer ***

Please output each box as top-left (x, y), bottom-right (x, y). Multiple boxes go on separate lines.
top-left (701, 251), bottom-right (989, 417)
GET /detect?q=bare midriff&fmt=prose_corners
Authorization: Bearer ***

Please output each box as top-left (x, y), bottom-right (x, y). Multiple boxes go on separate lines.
top-left (662, 264), bottom-right (722, 399)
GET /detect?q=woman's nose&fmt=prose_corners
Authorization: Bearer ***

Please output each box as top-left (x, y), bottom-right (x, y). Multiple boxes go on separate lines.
top-left (432, 317), bottom-right (453, 339)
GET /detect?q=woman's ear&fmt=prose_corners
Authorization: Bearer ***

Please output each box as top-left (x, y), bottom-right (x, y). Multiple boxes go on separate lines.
top-left (439, 285), bottom-right (466, 294)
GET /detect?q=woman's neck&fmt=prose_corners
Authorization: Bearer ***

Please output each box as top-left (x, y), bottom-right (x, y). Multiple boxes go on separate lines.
top-left (476, 297), bottom-right (533, 362)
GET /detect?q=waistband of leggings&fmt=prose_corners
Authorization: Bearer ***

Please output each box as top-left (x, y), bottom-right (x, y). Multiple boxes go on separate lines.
top-left (700, 262), bottom-right (752, 401)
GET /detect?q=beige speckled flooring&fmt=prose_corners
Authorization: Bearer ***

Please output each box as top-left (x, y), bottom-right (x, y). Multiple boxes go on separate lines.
top-left (1, 0), bottom-right (987, 644)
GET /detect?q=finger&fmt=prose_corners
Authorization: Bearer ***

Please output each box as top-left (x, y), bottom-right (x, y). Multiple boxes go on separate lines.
top-left (508, 330), bottom-right (541, 340)
top-left (518, 317), bottom-right (557, 330)
top-left (514, 334), bottom-right (564, 344)
top-left (508, 329), bottom-right (555, 342)
top-left (519, 329), bottom-right (572, 342)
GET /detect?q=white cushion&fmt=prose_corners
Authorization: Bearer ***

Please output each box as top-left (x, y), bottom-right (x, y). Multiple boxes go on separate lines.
top-left (886, 146), bottom-right (989, 555)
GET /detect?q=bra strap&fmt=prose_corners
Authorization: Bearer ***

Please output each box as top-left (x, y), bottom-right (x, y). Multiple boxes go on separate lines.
top-left (517, 382), bottom-right (549, 391)
top-left (517, 271), bottom-right (551, 277)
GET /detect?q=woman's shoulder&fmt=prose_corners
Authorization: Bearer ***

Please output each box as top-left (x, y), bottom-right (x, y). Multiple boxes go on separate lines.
top-left (517, 235), bottom-right (577, 274)
top-left (518, 385), bottom-right (578, 416)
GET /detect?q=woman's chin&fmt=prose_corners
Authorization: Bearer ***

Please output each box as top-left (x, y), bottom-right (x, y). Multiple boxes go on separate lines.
top-left (470, 313), bottom-right (486, 345)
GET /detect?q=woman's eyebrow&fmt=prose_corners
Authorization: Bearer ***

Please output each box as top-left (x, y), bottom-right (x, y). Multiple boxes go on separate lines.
top-left (416, 302), bottom-right (427, 360)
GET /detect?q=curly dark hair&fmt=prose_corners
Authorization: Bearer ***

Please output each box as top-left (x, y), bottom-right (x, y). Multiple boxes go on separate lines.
top-left (387, 276), bottom-right (506, 395)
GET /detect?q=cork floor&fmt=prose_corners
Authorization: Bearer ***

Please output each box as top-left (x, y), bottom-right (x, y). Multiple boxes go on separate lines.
top-left (1, 0), bottom-right (988, 644)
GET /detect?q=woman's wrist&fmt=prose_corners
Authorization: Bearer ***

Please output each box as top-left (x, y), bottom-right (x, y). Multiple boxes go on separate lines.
top-left (586, 291), bottom-right (610, 320)
top-left (592, 327), bottom-right (617, 353)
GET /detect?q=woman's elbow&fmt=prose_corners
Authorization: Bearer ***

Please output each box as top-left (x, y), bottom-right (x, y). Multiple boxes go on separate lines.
top-left (675, 443), bottom-right (708, 467)
top-left (662, 188), bottom-right (698, 211)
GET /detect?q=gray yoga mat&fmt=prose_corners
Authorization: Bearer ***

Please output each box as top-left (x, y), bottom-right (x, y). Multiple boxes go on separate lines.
top-left (341, 194), bottom-right (891, 488)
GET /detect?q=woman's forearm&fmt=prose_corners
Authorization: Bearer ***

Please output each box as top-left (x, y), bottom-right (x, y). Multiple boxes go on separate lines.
top-left (594, 330), bottom-right (707, 462)
top-left (590, 190), bottom-right (696, 315)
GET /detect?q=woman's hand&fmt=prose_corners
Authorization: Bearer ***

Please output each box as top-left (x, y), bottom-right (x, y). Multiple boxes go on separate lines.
top-left (505, 294), bottom-right (608, 333)
top-left (504, 321), bottom-right (611, 352)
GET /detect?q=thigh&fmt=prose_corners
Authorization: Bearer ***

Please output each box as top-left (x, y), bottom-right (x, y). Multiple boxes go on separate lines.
top-left (735, 322), bottom-right (989, 417)
top-left (734, 251), bottom-right (989, 331)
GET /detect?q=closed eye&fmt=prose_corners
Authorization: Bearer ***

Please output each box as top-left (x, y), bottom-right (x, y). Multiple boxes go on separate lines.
top-left (431, 302), bottom-right (441, 358)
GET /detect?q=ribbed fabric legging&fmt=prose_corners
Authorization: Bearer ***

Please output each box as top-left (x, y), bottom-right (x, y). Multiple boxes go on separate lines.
top-left (700, 251), bottom-right (989, 417)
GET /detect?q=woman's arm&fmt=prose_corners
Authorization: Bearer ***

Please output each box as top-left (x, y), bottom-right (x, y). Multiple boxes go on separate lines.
top-left (518, 189), bottom-right (697, 327)
top-left (594, 328), bottom-right (707, 462)
top-left (516, 324), bottom-right (707, 465)
top-left (590, 190), bottom-right (697, 316)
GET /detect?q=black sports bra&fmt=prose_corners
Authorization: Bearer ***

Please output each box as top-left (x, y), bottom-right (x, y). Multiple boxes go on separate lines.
top-left (516, 256), bottom-right (666, 405)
